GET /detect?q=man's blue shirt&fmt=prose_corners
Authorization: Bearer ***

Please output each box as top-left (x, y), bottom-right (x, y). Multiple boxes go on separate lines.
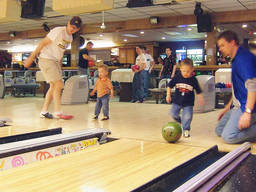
top-left (232, 46), bottom-right (256, 113)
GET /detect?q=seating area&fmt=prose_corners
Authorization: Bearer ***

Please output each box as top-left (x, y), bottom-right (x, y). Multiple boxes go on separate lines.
top-left (3, 70), bottom-right (40, 97)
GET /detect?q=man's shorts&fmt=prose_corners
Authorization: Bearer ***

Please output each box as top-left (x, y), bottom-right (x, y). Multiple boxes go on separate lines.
top-left (38, 57), bottom-right (62, 83)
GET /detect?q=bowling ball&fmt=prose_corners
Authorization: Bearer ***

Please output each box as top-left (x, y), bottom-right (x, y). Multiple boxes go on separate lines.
top-left (162, 122), bottom-right (182, 143)
top-left (131, 65), bottom-right (140, 72)
top-left (88, 60), bottom-right (94, 67)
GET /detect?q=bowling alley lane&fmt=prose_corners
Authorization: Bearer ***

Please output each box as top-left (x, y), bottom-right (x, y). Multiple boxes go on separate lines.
top-left (0, 139), bottom-right (208, 192)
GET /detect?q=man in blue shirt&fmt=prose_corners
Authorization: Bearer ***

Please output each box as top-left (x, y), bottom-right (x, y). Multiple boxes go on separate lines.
top-left (215, 30), bottom-right (256, 144)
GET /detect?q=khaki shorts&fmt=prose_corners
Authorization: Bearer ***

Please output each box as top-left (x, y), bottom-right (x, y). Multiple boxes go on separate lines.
top-left (38, 58), bottom-right (62, 83)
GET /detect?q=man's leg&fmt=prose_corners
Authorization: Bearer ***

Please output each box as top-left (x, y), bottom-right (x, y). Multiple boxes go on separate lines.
top-left (221, 109), bottom-right (256, 144)
top-left (215, 110), bottom-right (232, 137)
top-left (41, 82), bottom-right (54, 112)
top-left (53, 79), bottom-right (64, 113)
top-left (132, 73), bottom-right (138, 101)
top-left (143, 70), bottom-right (149, 99)
top-left (137, 71), bottom-right (144, 102)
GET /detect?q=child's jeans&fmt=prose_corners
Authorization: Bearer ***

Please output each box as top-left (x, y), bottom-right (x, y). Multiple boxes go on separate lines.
top-left (170, 103), bottom-right (193, 131)
top-left (95, 94), bottom-right (110, 117)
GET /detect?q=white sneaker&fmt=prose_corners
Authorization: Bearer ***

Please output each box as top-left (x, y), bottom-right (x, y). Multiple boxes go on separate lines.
top-left (40, 112), bottom-right (53, 119)
top-left (183, 130), bottom-right (190, 138)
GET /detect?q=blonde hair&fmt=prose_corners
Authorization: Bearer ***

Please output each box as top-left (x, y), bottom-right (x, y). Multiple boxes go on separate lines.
top-left (181, 58), bottom-right (193, 68)
top-left (98, 64), bottom-right (109, 72)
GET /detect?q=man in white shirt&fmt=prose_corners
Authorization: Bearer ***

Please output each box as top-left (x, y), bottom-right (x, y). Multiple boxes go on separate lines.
top-left (142, 46), bottom-right (155, 100)
top-left (132, 46), bottom-right (146, 103)
top-left (24, 16), bottom-right (82, 119)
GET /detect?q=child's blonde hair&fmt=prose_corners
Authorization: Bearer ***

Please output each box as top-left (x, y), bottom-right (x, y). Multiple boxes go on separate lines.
top-left (98, 64), bottom-right (109, 72)
top-left (181, 58), bottom-right (193, 68)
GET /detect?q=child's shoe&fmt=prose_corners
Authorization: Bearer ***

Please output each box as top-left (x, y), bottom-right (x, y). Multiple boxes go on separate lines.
top-left (183, 130), bottom-right (190, 138)
top-left (101, 116), bottom-right (109, 121)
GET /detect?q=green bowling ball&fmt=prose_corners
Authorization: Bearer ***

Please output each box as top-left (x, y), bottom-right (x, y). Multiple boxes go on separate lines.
top-left (162, 122), bottom-right (182, 143)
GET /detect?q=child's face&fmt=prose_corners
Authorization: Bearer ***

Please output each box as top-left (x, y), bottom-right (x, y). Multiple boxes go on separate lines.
top-left (180, 65), bottom-right (193, 78)
top-left (98, 68), bottom-right (108, 79)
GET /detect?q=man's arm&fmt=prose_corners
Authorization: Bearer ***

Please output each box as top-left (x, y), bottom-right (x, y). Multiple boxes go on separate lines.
top-left (82, 54), bottom-right (94, 61)
top-left (24, 37), bottom-right (52, 68)
top-left (238, 78), bottom-right (256, 129)
top-left (149, 60), bottom-right (155, 74)
top-left (171, 65), bottom-right (177, 78)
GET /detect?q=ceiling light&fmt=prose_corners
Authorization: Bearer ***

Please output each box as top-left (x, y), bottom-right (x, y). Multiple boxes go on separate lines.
top-left (242, 24), bottom-right (248, 28)
top-left (161, 37), bottom-right (166, 40)
top-left (122, 34), bottom-right (139, 38)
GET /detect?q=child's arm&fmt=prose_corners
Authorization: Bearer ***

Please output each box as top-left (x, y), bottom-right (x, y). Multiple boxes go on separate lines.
top-left (197, 93), bottom-right (205, 106)
top-left (110, 88), bottom-right (114, 99)
top-left (108, 79), bottom-right (114, 98)
top-left (90, 87), bottom-right (97, 96)
top-left (166, 87), bottom-right (172, 103)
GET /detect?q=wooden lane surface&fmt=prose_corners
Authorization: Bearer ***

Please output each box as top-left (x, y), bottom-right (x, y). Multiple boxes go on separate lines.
top-left (0, 139), bottom-right (208, 192)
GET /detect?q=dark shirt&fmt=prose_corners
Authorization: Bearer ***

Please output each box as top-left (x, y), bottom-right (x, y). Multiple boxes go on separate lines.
top-left (162, 55), bottom-right (176, 77)
top-left (79, 48), bottom-right (89, 69)
top-left (168, 72), bottom-right (202, 107)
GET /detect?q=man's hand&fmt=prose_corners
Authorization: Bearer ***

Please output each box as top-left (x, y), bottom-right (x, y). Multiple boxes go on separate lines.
top-left (24, 57), bottom-right (33, 68)
top-left (238, 112), bottom-right (251, 130)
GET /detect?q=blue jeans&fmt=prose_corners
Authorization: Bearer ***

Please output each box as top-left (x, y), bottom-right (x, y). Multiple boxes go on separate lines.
top-left (215, 108), bottom-right (256, 144)
top-left (132, 71), bottom-right (144, 101)
top-left (143, 70), bottom-right (149, 98)
top-left (170, 103), bottom-right (193, 131)
top-left (95, 94), bottom-right (109, 117)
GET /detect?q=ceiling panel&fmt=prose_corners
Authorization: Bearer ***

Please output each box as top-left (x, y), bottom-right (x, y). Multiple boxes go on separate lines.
top-left (1, 0), bottom-right (256, 51)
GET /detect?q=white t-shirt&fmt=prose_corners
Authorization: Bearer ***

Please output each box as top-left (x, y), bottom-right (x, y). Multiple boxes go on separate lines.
top-left (40, 26), bottom-right (73, 61)
top-left (144, 53), bottom-right (154, 71)
top-left (135, 54), bottom-right (146, 70)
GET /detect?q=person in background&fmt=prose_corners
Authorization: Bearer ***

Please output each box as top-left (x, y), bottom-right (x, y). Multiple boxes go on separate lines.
top-left (159, 47), bottom-right (177, 79)
top-left (90, 64), bottom-right (114, 121)
top-left (131, 46), bottom-right (146, 103)
top-left (24, 16), bottom-right (82, 120)
top-left (215, 30), bottom-right (256, 144)
top-left (78, 41), bottom-right (94, 75)
top-left (142, 46), bottom-right (155, 100)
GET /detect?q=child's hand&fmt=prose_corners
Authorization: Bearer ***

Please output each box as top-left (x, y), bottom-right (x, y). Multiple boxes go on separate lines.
top-left (166, 95), bottom-right (171, 103)
top-left (110, 94), bottom-right (114, 99)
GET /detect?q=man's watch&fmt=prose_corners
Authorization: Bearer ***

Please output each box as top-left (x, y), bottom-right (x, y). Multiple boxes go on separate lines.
top-left (245, 108), bottom-right (252, 114)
